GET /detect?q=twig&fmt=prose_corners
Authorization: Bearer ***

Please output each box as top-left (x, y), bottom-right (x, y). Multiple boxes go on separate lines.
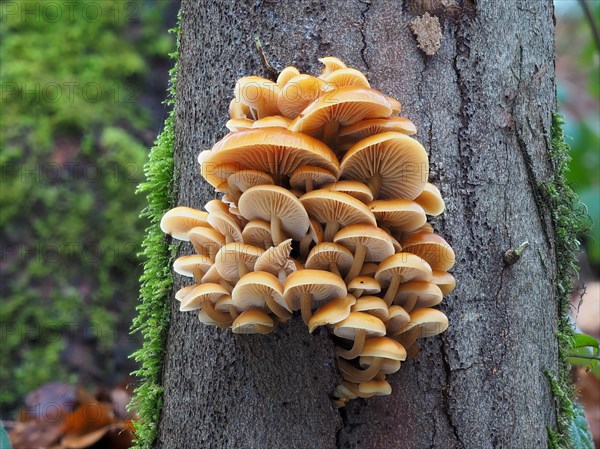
top-left (568, 353), bottom-right (600, 361)
top-left (254, 37), bottom-right (279, 81)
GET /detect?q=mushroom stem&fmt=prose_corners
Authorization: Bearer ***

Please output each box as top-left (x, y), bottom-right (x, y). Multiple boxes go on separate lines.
top-left (338, 357), bottom-right (383, 383)
top-left (300, 292), bottom-right (313, 324)
top-left (264, 294), bottom-right (292, 321)
top-left (323, 121), bottom-right (340, 147)
top-left (345, 243), bottom-right (367, 283)
top-left (335, 330), bottom-right (366, 360)
top-left (324, 221), bottom-right (340, 242)
top-left (271, 215), bottom-right (285, 246)
top-left (402, 293), bottom-right (418, 313)
top-left (192, 267), bottom-right (204, 284)
top-left (329, 262), bottom-right (341, 277)
top-left (367, 175), bottom-right (382, 198)
top-left (306, 179), bottom-right (314, 192)
top-left (228, 305), bottom-right (239, 320)
top-left (238, 259), bottom-right (249, 278)
top-left (383, 275), bottom-right (401, 306)
top-left (202, 300), bottom-right (233, 328)
top-left (300, 234), bottom-right (313, 258)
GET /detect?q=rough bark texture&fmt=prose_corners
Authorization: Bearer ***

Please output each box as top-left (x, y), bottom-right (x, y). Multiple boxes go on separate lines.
top-left (157, 1), bottom-right (559, 448)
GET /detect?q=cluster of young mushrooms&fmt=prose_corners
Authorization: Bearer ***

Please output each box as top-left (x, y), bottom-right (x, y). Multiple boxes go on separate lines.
top-left (160, 57), bottom-right (455, 406)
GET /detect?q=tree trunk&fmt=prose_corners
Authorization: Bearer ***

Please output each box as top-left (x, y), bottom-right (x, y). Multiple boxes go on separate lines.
top-left (157, 1), bottom-right (559, 447)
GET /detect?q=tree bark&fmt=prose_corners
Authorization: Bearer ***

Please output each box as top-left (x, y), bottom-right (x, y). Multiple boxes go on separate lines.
top-left (157, 1), bottom-right (559, 448)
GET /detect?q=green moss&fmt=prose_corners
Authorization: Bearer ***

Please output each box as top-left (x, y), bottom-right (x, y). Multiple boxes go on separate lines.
top-left (544, 113), bottom-right (588, 449)
top-left (128, 20), bottom-right (180, 449)
top-left (0, 0), bottom-right (173, 410)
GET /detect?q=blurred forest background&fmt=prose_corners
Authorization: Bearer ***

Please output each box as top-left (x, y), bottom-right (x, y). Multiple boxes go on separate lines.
top-left (0, 0), bottom-right (598, 448)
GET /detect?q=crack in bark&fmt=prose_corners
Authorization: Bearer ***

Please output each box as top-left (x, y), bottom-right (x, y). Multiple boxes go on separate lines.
top-left (440, 336), bottom-right (465, 449)
top-left (357, 0), bottom-right (371, 70)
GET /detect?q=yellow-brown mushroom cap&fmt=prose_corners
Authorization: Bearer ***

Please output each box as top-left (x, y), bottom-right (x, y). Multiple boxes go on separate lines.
top-left (283, 269), bottom-right (347, 311)
top-left (395, 281), bottom-right (443, 308)
top-left (254, 239), bottom-right (295, 278)
top-left (180, 283), bottom-right (230, 312)
top-left (358, 379), bottom-right (393, 396)
top-left (214, 242), bottom-right (265, 282)
top-left (431, 270), bottom-right (456, 295)
top-left (368, 199), bottom-right (427, 232)
top-left (227, 170), bottom-right (274, 201)
top-left (173, 254), bottom-right (213, 278)
top-left (276, 66), bottom-right (301, 88)
top-left (238, 185), bottom-right (310, 242)
top-left (188, 226), bottom-right (225, 259)
top-left (386, 305), bottom-right (411, 335)
top-left (347, 276), bottom-right (381, 296)
top-left (318, 56), bottom-right (348, 76)
top-left (375, 253), bottom-right (433, 286)
top-left (360, 336), bottom-right (407, 361)
top-left (340, 132), bottom-right (429, 200)
top-left (201, 128), bottom-right (339, 187)
top-left (338, 117), bottom-right (417, 144)
top-left (401, 232), bottom-right (456, 271)
top-left (351, 296), bottom-right (389, 321)
top-left (402, 308), bottom-right (449, 338)
top-left (333, 225), bottom-right (395, 263)
top-left (234, 76), bottom-right (280, 119)
top-left (415, 182), bottom-right (445, 216)
top-left (333, 312), bottom-right (386, 340)
top-left (242, 220), bottom-right (273, 248)
top-left (232, 309), bottom-right (274, 334)
top-left (289, 166), bottom-right (337, 191)
top-left (289, 87), bottom-right (393, 137)
top-left (231, 271), bottom-right (287, 312)
top-left (277, 74), bottom-right (328, 118)
top-left (308, 294), bottom-right (356, 333)
top-left (251, 116), bottom-right (292, 129)
top-left (226, 118), bottom-right (254, 132)
top-left (321, 181), bottom-right (374, 204)
top-left (207, 210), bottom-right (243, 243)
top-left (305, 242), bottom-right (354, 277)
top-left (322, 68), bottom-right (370, 88)
top-left (160, 207), bottom-right (210, 241)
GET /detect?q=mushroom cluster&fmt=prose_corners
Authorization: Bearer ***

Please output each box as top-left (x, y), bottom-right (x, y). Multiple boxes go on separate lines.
top-left (160, 57), bottom-right (455, 406)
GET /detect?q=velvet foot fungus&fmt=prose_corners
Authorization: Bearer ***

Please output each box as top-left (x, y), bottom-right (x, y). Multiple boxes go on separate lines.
top-left (160, 56), bottom-right (456, 407)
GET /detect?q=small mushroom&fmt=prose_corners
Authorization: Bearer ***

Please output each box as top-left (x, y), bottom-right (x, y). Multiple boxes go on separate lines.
top-left (338, 117), bottom-right (417, 149)
top-left (368, 199), bottom-right (427, 232)
top-left (238, 185), bottom-right (309, 245)
top-left (351, 296), bottom-right (389, 321)
top-left (396, 308), bottom-right (449, 341)
top-left (308, 294), bottom-right (356, 333)
top-left (322, 68), bottom-right (370, 88)
top-left (385, 305), bottom-right (411, 335)
top-left (226, 118), bottom-right (254, 132)
top-left (300, 190), bottom-right (377, 241)
top-left (232, 309), bottom-right (275, 334)
top-left (394, 281), bottom-right (443, 313)
top-left (228, 97), bottom-right (252, 119)
top-left (289, 86), bottom-right (393, 145)
top-left (276, 66), bottom-right (301, 88)
top-left (232, 271), bottom-right (291, 321)
top-left (234, 76), bottom-right (280, 119)
top-left (214, 242), bottom-right (265, 283)
top-left (401, 232), bottom-right (456, 271)
top-left (333, 224), bottom-right (395, 282)
top-left (289, 166), bottom-right (337, 192)
top-left (337, 337), bottom-right (406, 382)
top-left (321, 180), bottom-right (374, 204)
top-left (201, 128), bottom-right (339, 188)
top-left (179, 283), bottom-right (232, 327)
top-left (357, 378), bottom-right (392, 396)
top-left (277, 74), bottom-right (328, 118)
top-left (415, 182), bottom-right (445, 216)
top-left (242, 220), bottom-right (273, 249)
top-left (227, 170), bottom-right (274, 203)
top-left (340, 132), bottom-right (429, 200)
top-left (160, 206), bottom-right (210, 241)
top-left (431, 270), bottom-right (456, 295)
top-left (251, 115), bottom-right (292, 129)
top-left (201, 264), bottom-right (233, 292)
top-left (318, 56), bottom-right (348, 77)
top-left (215, 294), bottom-right (238, 320)
top-left (188, 226), bottom-right (225, 262)
top-left (173, 254), bottom-right (213, 283)
top-left (207, 211), bottom-right (243, 244)
top-left (333, 312), bottom-right (386, 360)
top-left (305, 242), bottom-right (354, 278)
top-left (375, 253), bottom-right (433, 306)
top-left (283, 269), bottom-right (347, 324)
top-left (347, 276), bottom-right (381, 298)
top-left (175, 284), bottom-right (196, 302)
top-left (254, 238), bottom-right (296, 283)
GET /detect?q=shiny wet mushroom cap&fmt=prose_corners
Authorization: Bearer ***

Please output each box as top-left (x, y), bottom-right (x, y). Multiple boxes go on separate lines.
top-left (160, 207), bottom-right (210, 241)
